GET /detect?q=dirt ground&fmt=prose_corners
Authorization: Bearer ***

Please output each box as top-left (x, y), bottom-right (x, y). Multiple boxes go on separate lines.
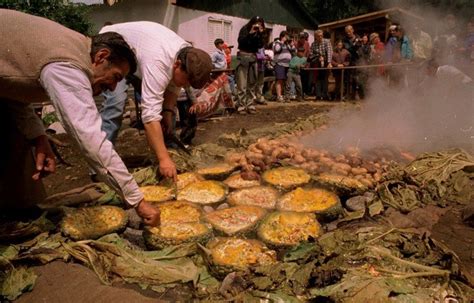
top-left (14, 100), bottom-right (474, 302)
top-left (43, 101), bottom-right (335, 196)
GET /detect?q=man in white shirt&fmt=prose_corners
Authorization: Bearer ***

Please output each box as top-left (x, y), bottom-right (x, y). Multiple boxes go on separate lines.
top-left (1, 10), bottom-right (160, 225)
top-left (99, 22), bottom-right (212, 181)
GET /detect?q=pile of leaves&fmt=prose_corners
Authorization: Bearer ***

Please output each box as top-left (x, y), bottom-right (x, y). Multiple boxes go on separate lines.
top-left (232, 225), bottom-right (474, 302)
top-left (1, 222), bottom-right (473, 301)
top-left (374, 149), bottom-right (474, 212)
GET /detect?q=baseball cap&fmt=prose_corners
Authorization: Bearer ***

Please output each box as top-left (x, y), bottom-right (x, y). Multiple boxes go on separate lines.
top-left (184, 48), bottom-right (212, 89)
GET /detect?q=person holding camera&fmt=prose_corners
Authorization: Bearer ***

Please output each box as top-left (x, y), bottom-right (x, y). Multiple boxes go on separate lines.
top-left (309, 30), bottom-right (333, 100)
top-left (273, 31), bottom-right (293, 102)
top-left (235, 16), bottom-right (266, 114)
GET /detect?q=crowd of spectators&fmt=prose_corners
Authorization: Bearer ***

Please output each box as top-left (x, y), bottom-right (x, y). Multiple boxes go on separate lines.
top-left (204, 14), bottom-right (473, 112)
top-left (170, 13), bottom-right (472, 144)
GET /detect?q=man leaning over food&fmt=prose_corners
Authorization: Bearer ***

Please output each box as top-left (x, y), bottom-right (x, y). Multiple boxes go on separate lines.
top-left (98, 21), bottom-right (213, 180)
top-left (0, 9), bottom-right (158, 225)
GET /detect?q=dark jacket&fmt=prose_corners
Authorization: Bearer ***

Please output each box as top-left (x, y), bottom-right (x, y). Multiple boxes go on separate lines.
top-left (237, 26), bottom-right (264, 53)
top-left (357, 44), bottom-right (371, 65)
top-left (343, 35), bottom-right (361, 65)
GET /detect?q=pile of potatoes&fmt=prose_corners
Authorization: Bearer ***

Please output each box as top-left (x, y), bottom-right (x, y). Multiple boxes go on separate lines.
top-left (225, 134), bottom-right (409, 188)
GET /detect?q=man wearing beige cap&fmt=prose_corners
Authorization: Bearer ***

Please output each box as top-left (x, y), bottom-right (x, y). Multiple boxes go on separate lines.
top-left (98, 22), bottom-right (212, 183)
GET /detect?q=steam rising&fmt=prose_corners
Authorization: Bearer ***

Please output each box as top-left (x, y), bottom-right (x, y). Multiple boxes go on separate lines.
top-left (301, 68), bottom-right (473, 155)
top-left (301, 1), bottom-right (473, 155)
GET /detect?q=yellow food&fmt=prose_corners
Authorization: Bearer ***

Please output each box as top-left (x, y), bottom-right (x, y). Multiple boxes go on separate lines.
top-left (227, 186), bottom-right (278, 209)
top-left (204, 205), bottom-right (267, 235)
top-left (262, 167), bottom-right (311, 189)
top-left (148, 223), bottom-right (210, 241)
top-left (140, 185), bottom-right (175, 203)
top-left (197, 163), bottom-right (236, 180)
top-left (61, 206), bottom-right (128, 240)
top-left (144, 222), bottom-right (212, 249)
top-left (317, 173), bottom-right (366, 189)
top-left (277, 187), bottom-right (340, 213)
top-left (177, 180), bottom-right (228, 204)
top-left (208, 238), bottom-right (277, 270)
top-left (157, 201), bottom-right (202, 224)
top-left (177, 172), bottom-right (204, 191)
top-left (258, 211), bottom-right (321, 246)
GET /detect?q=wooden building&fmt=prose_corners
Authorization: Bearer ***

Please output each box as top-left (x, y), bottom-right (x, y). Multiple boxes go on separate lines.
top-left (318, 7), bottom-right (424, 43)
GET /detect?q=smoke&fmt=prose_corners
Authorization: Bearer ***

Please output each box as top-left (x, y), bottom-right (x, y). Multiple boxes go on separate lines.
top-left (301, 74), bottom-right (473, 154)
top-left (300, 0), bottom-right (474, 156)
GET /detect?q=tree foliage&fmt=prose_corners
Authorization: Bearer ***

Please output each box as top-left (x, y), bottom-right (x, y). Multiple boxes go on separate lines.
top-left (302, 0), bottom-right (473, 23)
top-left (0, 0), bottom-right (93, 35)
top-left (302, 0), bottom-right (377, 24)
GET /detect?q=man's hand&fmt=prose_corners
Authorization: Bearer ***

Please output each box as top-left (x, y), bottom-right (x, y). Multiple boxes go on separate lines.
top-left (143, 120), bottom-right (178, 182)
top-left (159, 156), bottom-right (177, 181)
top-left (136, 199), bottom-right (160, 226)
top-left (32, 135), bottom-right (56, 180)
top-left (189, 102), bottom-right (206, 115)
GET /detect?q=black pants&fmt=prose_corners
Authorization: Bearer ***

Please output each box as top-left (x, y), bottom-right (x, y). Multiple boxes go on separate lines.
top-left (315, 69), bottom-right (329, 99)
top-left (333, 70), bottom-right (344, 100)
top-left (300, 69), bottom-right (310, 95)
top-left (177, 99), bottom-right (197, 145)
top-left (0, 101), bottom-right (46, 209)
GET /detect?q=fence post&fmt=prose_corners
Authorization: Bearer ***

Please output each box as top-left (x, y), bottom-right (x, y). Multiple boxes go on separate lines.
top-left (341, 68), bottom-right (345, 100)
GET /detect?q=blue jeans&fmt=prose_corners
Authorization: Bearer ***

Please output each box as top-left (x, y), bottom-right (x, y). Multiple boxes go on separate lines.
top-left (100, 79), bottom-right (128, 145)
top-left (227, 73), bottom-right (236, 95)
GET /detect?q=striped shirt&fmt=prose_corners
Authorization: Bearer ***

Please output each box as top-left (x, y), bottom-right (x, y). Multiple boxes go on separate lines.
top-left (273, 40), bottom-right (293, 67)
top-left (309, 38), bottom-right (333, 66)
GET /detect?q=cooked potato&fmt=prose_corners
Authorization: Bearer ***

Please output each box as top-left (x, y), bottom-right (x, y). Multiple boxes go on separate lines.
top-left (293, 154), bottom-right (305, 164)
top-left (373, 172), bottom-right (382, 182)
top-left (351, 167), bottom-right (368, 176)
top-left (319, 156), bottom-right (333, 166)
top-left (331, 168), bottom-right (348, 176)
top-left (332, 163), bottom-right (352, 173)
top-left (359, 178), bottom-right (373, 188)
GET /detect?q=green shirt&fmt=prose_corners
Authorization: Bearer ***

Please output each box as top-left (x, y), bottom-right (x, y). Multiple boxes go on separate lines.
top-left (289, 56), bottom-right (307, 73)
